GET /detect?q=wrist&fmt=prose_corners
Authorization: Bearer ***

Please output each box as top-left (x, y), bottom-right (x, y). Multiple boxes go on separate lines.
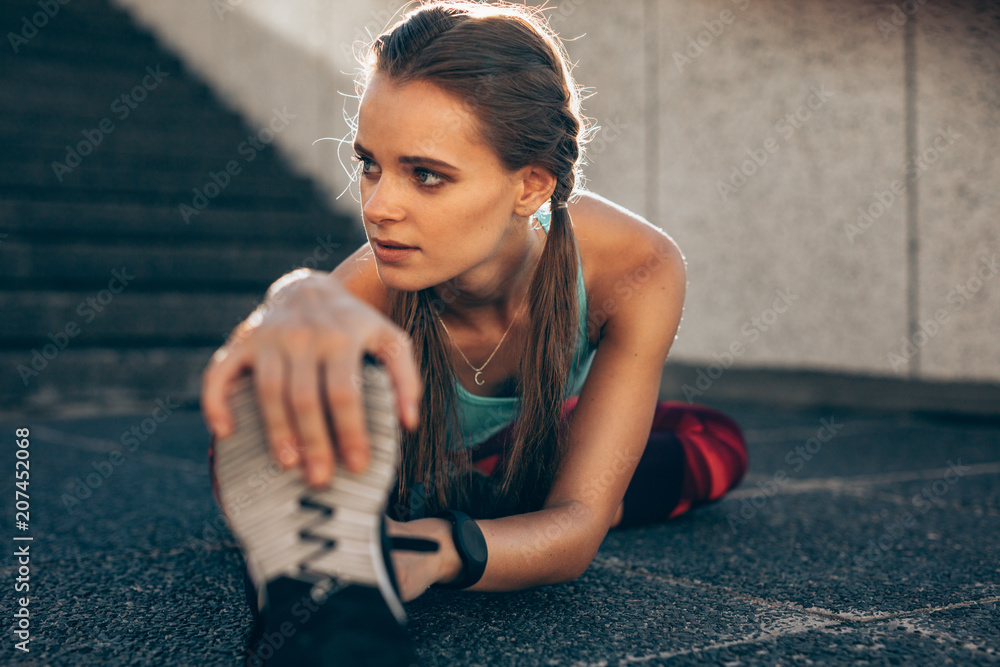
top-left (428, 517), bottom-right (464, 586)
top-left (429, 510), bottom-right (488, 590)
top-left (264, 267), bottom-right (318, 302)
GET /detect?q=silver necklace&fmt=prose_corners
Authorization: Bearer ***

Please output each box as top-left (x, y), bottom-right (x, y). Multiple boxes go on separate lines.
top-left (435, 283), bottom-right (530, 386)
top-left (436, 221), bottom-right (546, 386)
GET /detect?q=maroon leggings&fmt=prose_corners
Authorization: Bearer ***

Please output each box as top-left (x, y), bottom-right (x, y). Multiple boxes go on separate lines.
top-left (461, 397), bottom-right (749, 529)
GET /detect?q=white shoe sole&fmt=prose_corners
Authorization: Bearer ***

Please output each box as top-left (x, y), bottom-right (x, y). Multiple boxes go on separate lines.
top-left (211, 357), bottom-right (407, 626)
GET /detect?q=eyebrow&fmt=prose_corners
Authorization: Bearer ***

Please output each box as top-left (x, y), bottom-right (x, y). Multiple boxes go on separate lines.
top-left (354, 142), bottom-right (458, 171)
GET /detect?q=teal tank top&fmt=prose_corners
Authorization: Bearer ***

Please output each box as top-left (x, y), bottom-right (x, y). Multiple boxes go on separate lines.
top-left (446, 207), bottom-right (598, 451)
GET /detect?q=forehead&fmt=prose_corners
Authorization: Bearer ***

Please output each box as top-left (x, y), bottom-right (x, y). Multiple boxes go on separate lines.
top-left (356, 73), bottom-right (494, 163)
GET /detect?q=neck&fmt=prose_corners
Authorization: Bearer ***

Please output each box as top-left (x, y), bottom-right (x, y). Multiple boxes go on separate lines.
top-left (432, 219), bottom-right (545, 333)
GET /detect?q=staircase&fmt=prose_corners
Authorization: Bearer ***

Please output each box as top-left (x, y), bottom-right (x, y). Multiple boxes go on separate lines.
top-left (0, 0), bottom-right (364, 418)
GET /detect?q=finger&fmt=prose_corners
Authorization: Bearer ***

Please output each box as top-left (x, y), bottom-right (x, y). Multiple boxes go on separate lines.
top-left (374, 329), bottom-right (423, 432)
top-left (201, 344), bottom-right (252, 439)
top-left (323, 352), bottom-right (371, 477)
top-left (254, 346), bottom-right (300, 470)
top-left (288, 353), bottom-right (336, 488)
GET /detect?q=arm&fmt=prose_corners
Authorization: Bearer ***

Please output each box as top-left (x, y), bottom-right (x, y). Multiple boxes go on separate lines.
top-left (450, 198), bottom-right (687, 590)
top-left (460, 504), bottom-right (600, 589)
top-left (385, 510), bottom-right (588, 596)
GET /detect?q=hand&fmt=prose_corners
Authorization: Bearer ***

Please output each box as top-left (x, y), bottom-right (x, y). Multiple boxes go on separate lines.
top-left (200, 270), bottom-right (423, 488)
top-left (384, 516), bottom-right (455, 603)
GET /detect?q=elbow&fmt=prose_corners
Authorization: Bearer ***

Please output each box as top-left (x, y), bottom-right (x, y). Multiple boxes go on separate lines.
top-left (558, 552), bottom-right (596, 584)
top-left (545, 566), bottom-right (584, 587)
top-left (539, 502), bottom-right (605, 584)
top-left (566, 563), bottom-right (590, 584)
top-left (553, 540), bottom-right (600, 585)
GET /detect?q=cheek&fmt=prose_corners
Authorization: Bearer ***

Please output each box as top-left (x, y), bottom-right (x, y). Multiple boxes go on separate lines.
top-left (358, 179), bottom-right (373, 204)
top-left (419, 235), bottom-right (470, 271)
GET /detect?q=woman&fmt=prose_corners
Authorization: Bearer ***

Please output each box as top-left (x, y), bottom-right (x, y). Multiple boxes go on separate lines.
top-left (203, 2), bottom-right (748, 665)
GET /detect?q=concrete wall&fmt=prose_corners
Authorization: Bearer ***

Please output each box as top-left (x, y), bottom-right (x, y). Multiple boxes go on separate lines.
top-left (113, 0), bottom-right (1000, 387)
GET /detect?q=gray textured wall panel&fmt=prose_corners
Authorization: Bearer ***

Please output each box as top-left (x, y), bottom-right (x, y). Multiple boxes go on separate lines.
top-left (655, 0), bottom-right (910, 376)
top-left (913, 2), bottom-right (1000, 382)
top-left (556, 0), bottom-right (648, 218)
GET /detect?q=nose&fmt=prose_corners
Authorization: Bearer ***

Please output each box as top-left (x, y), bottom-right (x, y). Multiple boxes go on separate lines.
top-left (361, 174), bottom-right (405, 225)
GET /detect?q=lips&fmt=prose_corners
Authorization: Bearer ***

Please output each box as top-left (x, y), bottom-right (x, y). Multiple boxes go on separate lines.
top-left (375, 239), bottom-right (415, 249)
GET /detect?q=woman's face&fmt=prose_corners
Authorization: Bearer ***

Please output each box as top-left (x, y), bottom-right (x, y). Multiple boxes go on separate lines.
top-left (354, 73), bottom-right (531, 294)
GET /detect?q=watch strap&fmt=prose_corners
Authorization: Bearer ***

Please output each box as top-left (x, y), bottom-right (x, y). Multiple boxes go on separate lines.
top-left (429, 509), bottom-right (488, 590)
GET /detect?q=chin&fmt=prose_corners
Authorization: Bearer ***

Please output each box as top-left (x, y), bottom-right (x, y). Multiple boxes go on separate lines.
top-left (374, 266), bottom-right (430, 294)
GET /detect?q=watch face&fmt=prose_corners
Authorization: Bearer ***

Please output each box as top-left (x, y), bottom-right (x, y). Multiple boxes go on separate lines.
top-left (459, 520), bottom-right (488, 563)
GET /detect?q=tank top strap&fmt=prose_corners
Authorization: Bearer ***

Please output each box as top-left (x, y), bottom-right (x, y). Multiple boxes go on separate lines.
top-left (536, 206), bottom-right (552, 233)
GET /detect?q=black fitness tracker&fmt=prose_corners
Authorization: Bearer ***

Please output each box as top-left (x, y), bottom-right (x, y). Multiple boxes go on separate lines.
top-left (430, 509), bottom-right (488, 590)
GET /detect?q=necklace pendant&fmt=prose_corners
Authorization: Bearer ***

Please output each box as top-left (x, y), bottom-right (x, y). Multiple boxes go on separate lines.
top-left (473, 371), bottom-right (485, 386)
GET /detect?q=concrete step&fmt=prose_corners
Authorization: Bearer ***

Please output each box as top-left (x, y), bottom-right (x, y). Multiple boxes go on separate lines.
top-left (0, 100), bottom-right (241, 136)
top-left (1, 0), bottom-right (157, 31)
top-left (0, 239), bottom-right (355, 290)
top-left (1, 291), bottom-right (262, 346)
top-left (1, 58), bottom-right (188, 91)
top-left (0, 83), bottom-right (224, 119)
top-left (0, 199), bottom-right (365, 245)
top-left (0, 124), bottom-right (309, 166)
top-left (0, 180), bottom-right (317, 209)
top-left (0, 93), bottom-right (262, 135)
top-left (2, 159), bottom-right (316, 200)
top-left (0, 142), bottom-right (299, 178)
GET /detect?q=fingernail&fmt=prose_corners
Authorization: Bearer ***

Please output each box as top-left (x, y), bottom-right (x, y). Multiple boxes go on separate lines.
top-left (277, 437), bottom-right (298, 466)
top-left (307, 463), bottom-right (323, 485)
top-left (278, 447), bottom-right (298, 467)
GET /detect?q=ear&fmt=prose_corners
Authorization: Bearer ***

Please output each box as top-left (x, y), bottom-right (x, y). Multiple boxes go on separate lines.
top-left (511, 164), bottom-right (557, 217)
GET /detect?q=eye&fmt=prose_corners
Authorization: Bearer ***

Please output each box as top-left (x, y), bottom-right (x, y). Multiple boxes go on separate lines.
top-left (414, 168), bottom-right (444, 187)
top-left (351, 154), bottom-right (380, 177)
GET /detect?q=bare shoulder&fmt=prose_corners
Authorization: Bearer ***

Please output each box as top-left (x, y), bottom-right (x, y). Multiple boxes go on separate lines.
top-left (329, 241), bottom-right (391, 314)
top-left (567, 191), bottom-right (686, 344)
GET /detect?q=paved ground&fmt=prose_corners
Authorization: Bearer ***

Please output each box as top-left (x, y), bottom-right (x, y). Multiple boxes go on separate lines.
top-left (0, 399), bottom-right (998, 666)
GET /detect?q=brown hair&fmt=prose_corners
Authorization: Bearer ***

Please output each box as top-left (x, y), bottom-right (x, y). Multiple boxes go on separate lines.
top-left (358, 1), bottom-right (591, 519)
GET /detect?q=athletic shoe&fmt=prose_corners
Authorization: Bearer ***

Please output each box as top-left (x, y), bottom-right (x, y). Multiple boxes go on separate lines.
top-left (210, 354), bottom-right (435, 666)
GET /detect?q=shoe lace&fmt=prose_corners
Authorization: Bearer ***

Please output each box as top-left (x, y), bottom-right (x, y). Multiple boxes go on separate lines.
top-left (293, 493), bottom-right (439, 591)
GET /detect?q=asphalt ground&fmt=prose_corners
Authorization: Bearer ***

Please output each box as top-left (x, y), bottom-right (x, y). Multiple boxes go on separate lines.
top-left (0, 400), bottom-right (998, 666)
